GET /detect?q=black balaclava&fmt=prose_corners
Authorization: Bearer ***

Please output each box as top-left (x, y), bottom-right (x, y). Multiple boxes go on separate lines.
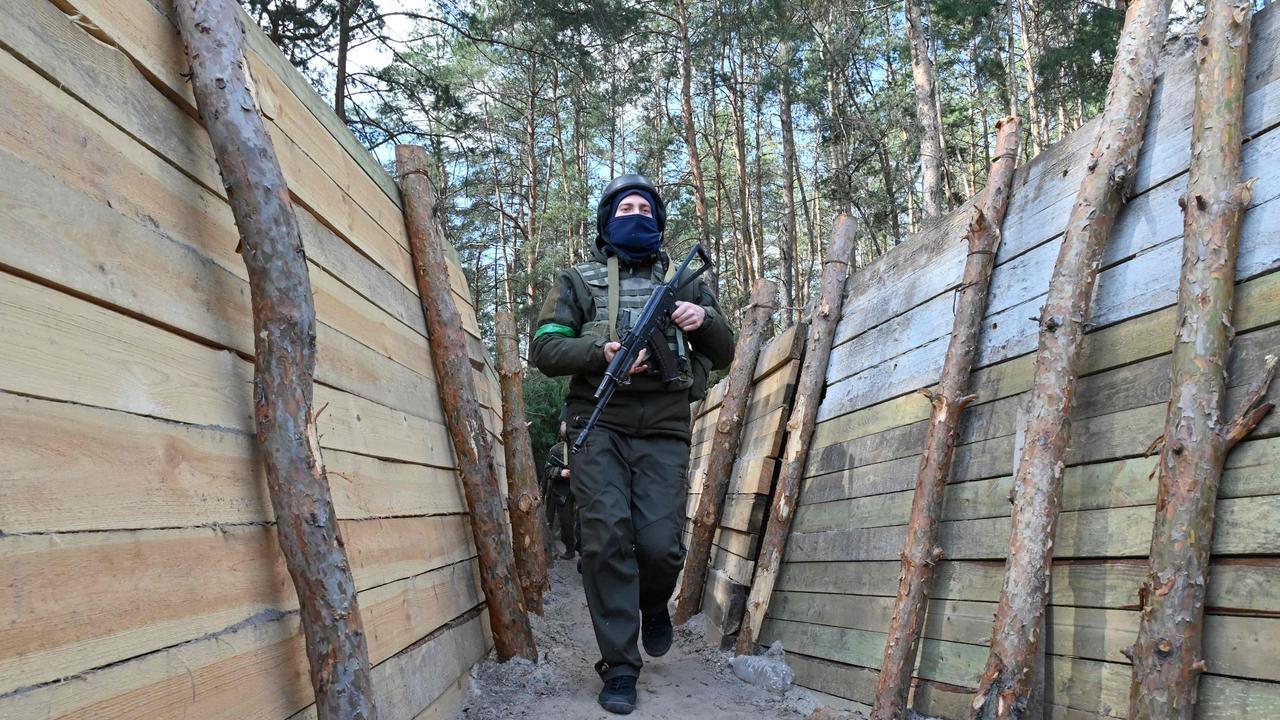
top-left (603, 189), bottom-right (662, 263)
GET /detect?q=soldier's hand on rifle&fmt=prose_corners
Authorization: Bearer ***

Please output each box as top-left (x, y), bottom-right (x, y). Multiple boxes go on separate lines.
top-left (560, 468), bottom-right (570, 478)
top-left (604, 343), bottom-right (649, 375)
top-left (671, 301), bottom-right (706, 331)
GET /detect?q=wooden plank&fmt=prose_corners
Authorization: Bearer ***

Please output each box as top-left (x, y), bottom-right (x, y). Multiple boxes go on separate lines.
top-left (809, 322), bottom-right (1280, 478)
top-left (803, 302), bottom-right (1280, 504)
top-left (795, 436), bottom-right (1279, 533)
top-left (805, 363), bottom-right (1280, 508)
top-left (807, 262), bottom-right (1266, 451)
top-left (785, 491), bottom-right (1280, 562)
top-left (701, 567), bottom-right (749, 637)
top-left (14, 0), bottom-right (412, 260)
top-left (0, 154), bottom-right (450, 420)
top-left (713, 526), bottom-right (762, 560)
top-left (0, 270), bottom-right (456, 467)
top-left (0, 44), bottom-right (443, 383)
top-left (726, 455), bottom-right (779, 497)
top-left (0, 515), bottom-right (475, 694)
top-left (827, 150), bottom-right (1264, 392)
top-left (410, 673), bottom-right (472, 720)
top-left (763, 617), bottom-right (1280, 718)
top-left (689, 364), bottom-right (799, 447)
top-left (776, 557), bottom-right (1280, 614)
top-left (0, 0), bottom-right (483, 331)
top-left (787, 651), bottom-right (1134, 720)
top-left (358, 609), bottom-right (488, 720)
top-left (0, 0), bottom-right (417, 292)
top-left (784, 653), bottom-right (881, 714)
top-left (716, 493), bottom-right (769, 534)
top-left (691, 406), bottom-right (787, 463)
top-left (0, 392), bottom-right (466, 533)
top-left (769, 590), bottom-right (1280, 681)
top-left (820, 192), bottom-right (1280, 421)
top-left (699, 325), bottom-right (803, 411)
top-left (710, 544), bottom-right (756, 586)
top-left (752, 322), bottom-right (806, 380)
top-left (820, 114), bottom-right (1280, 422)
top-left (0, 577), bottom-right (486, 720)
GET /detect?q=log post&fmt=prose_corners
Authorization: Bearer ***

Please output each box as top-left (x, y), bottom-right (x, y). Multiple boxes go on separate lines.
top-left (871, 116), bottom-right (1023, 720)
top-left (172, 1), bottom-right (377, 716)
top-left (397, 144), bottom-right (537, 662)
top-left (674, 278), bottom-right (778, 625)
top-left (495, 309), bottom-right (550, 614)
top-left (736, 218), bottom-right (858, 656)
top-left (971, 0), bottom-right (1171, 716)
top-left (1128, 3), bottom-right (1273, 718)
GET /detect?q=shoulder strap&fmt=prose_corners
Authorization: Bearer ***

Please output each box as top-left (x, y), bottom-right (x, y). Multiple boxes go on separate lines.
top-left (607, 254), bottom-right (620, 342)
top-left (664, 255), bottom-right (689, 358)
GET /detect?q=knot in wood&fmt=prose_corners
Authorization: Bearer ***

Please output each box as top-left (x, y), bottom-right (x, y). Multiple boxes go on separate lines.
top-left (1157, 638), bottom-right (1174, 656)
top-left (1043, 316), bottom-right (1060, 333)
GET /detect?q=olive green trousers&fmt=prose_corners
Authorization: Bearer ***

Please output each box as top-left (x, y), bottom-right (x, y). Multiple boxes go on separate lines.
top-left (569, 425), bottom-right (689, 680)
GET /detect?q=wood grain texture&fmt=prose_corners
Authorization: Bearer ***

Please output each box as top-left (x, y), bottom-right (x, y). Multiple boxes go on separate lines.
top-left (0, 568), bottom-right (486, 720)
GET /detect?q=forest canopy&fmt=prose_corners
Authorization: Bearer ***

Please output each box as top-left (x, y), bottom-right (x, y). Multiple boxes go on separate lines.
top-left (240, 0), bottom-right (1203, 449)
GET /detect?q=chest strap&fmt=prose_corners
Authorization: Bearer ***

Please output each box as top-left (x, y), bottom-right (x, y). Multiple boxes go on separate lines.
top-left (607, 255), bottom-right (620, 342)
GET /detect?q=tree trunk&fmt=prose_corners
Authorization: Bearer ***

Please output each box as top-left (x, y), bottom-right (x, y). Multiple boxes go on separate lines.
top-left (971, 0), bottom-right (1171, 715)
top-left (1005, 0), bottom-right (1021, 119)
top-left (524, 53), bottom-right (541, 313)
top-left (1016, 0), bottom-right (1048, 153)
top-left (674, 279), bottom-right (778, 624)
top-left (778, 39), bottom-right (801, 325)
top-left (729, 50), bottom-right (756, 282)
top-left (871, 117), bottom-right (1023, 720)
top-left (1128, 3), bottom-right (1273, 718)
top-left (752, 56), bottom-right (767, 275)
top-left (736, 218), bottom-right (859, 655)
top-left (905, 0), bottom-right (944, 220)
top-left (675, 0), bottom-right (712, 253)
top-left (495, 310), bottom-right (550, 615)
top-left (334, 0), bottom-right (356, 123)
top-left (397, 144), bottom-right (537, 662)
top-left (172, 2), bottom-right (377, 717)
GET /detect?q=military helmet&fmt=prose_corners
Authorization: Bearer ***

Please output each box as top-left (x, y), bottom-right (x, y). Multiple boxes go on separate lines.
top-left (594, 174), bottom-right (667, 243)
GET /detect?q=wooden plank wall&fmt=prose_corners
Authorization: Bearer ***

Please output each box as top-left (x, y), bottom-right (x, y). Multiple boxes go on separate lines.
top-left (684, 323), bottom-right (806, 641)
top-left (761, 7), bottom-right (1280, 718)
top-left (0, 0), bottom-right (506, 718)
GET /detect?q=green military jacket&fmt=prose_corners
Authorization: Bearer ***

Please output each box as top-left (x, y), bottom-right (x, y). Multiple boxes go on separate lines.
top-left (530, 244), bottom-right (736, 441)
top-left (542, 440), bottom-right (572, 502)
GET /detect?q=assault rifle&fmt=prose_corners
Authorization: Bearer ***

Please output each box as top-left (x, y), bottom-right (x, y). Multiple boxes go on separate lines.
top-left (571, 243), bottom-right (712, 454)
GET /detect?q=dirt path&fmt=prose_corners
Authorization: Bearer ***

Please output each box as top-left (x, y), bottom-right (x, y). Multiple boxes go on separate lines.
top-left (458, 557), bottom-right (848, 720)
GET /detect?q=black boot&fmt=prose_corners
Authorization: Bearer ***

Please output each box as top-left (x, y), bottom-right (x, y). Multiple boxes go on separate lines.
top-left (641, 607), bottom-right (673, 657)
top-left (597, 675), bottom-right (637, 714)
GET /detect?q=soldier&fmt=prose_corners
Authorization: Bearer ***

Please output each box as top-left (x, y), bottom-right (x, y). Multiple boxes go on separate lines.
top-left (542, 408), bottom-right (578, 560)
top-left (530, 174), bottom-right (735, 714)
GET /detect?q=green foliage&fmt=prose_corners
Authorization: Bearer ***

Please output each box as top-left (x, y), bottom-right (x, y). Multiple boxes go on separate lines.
top-left (523, 369), bottom-right (569, 463)
top-left (1039, 4), bottom-right (1126, 114)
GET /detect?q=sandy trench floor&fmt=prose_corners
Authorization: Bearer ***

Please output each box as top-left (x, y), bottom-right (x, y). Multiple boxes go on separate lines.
top-left (456, 556), bottom-right (855, 720)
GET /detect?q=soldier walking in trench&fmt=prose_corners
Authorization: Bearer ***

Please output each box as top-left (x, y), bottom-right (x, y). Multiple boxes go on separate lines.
top-left (530, 175), bottom-right (736, 714)
top-left (542, 407), bottom-right (579, 560)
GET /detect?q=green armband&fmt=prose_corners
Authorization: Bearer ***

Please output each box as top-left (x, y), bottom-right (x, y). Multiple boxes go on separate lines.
top-left (534, 322), bottom-right (576, 340)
